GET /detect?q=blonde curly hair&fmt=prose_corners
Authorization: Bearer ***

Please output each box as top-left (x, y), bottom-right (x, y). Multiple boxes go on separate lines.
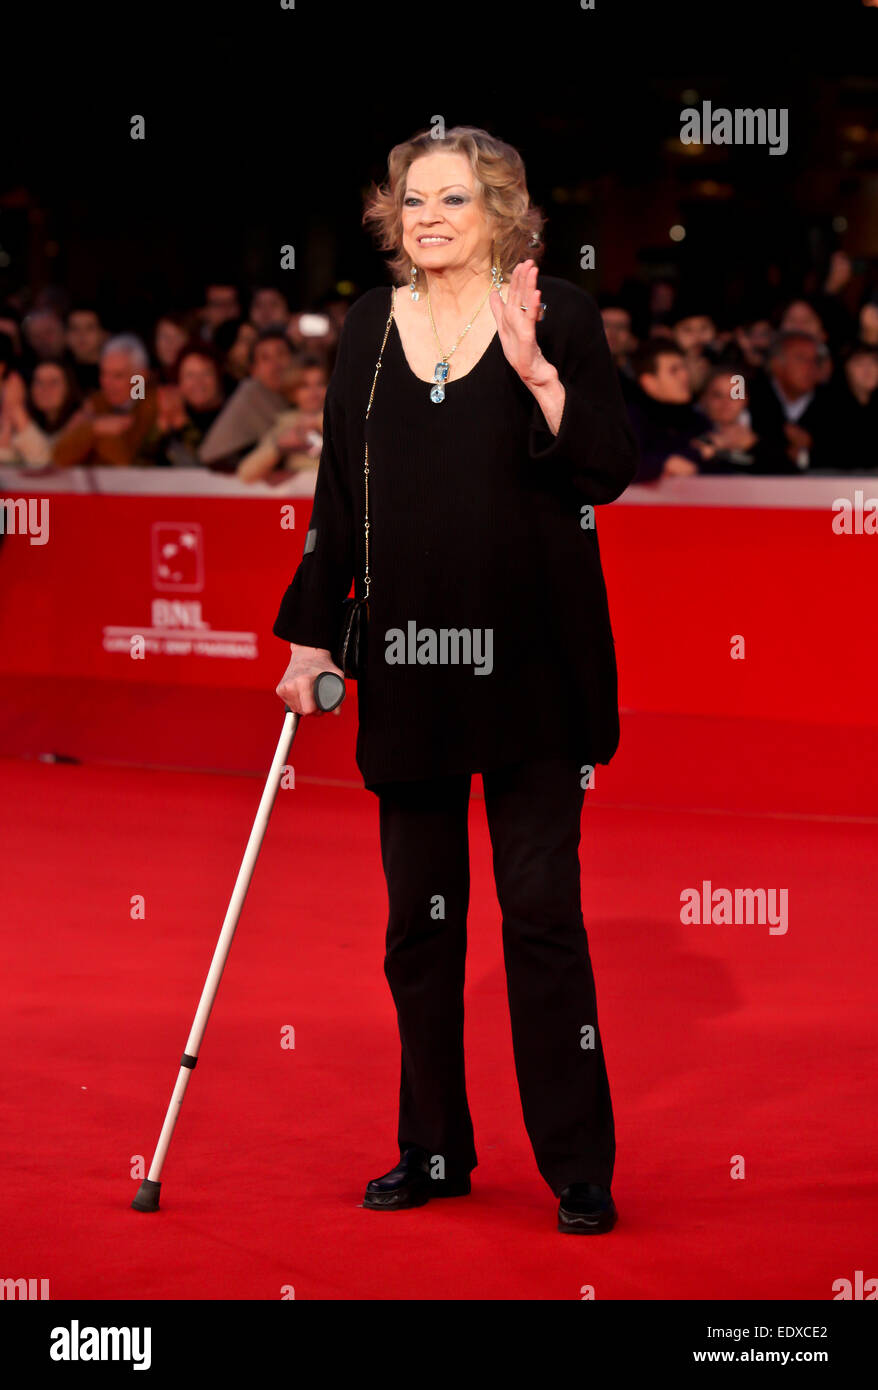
top-left (362, 125), bottom-right (546, 284)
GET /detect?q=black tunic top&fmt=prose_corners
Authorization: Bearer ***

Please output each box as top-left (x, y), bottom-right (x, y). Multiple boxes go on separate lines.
top-left (272, 275), bottom-right (639, 790)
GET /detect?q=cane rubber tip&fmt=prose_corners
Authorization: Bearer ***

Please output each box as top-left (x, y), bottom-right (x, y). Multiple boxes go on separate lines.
top-left (132, 1179), bottom-right (161, 1212)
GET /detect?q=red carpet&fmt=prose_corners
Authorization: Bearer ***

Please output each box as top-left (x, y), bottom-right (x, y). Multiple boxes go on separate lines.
top-left (1, 704), bottom-right (876, 1299)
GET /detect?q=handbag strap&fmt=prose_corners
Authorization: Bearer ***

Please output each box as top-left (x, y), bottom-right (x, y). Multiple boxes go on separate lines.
top-left (362, 287), bottom-right (395, 600)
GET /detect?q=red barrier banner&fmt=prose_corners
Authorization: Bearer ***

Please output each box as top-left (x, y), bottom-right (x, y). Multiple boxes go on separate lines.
top-left (1, 478), bottom-right (876, 729)
top-left (0, 495), bottom-right (307, 689)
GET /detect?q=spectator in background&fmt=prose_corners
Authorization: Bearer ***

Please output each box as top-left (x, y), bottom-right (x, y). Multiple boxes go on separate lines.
top-left (649, 277), bottom-right (676, 326)
top-left (284, 354), bottom-right (328, 418)
top-left (778, 299), bottom-right (833, 383)
top-left (726, 315), bottom-right (775, 371)
top-left (0, 331), bottom-right (27, 421)
top-left (21, 307), bottom-right (67, 376)
top-left (671, 305), bottom-right (718, 395)
top-left (626, 339), bottom-right (705, 480)
top-left (693, 368), bottom-right (782, 473)
top-left (857, 300), bottom-right (878, 347)
top-left (286, 309), bottom-right (339, 359)
top-left (0, 307), bottom-right (23, 356)
top-left (153, 313), bottom-right (193, 384)
top-left (320, 294), bottom-right (352, 337)
top-left (812, 251), bottom-right (859, 350)
top-left (779, 299), bottom-right (827, 343)
top-left (747, 332), bottom-right (835, 472)
top-left (52, 334), bottom-right (159, 468)
top-left (198, 328), bottom-right (294, 472)
top-left (599, 298), bottom-right (638, 391)
top-left (237, 354), bottom-right (328, 483)
top-left (198, 283), bottom-right (241, 343)
top-left (66, 308), bottom-right (106, 396)
top-left (828, 343), bottom-right (878, 471)
top-left (32, 284), bottom-right (71, 320)
top-left (0, 359), bottom-right (80, 466)
top-left (156, 344), bottom-right (226, 467)
top-left (248, 287), bottom-right (291, 332)
top-left (213, 317), bottom-right (259, 387)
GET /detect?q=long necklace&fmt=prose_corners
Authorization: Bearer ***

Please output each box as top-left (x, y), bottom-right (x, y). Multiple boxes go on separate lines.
top-left (425, 279), bottom-right (496, 403)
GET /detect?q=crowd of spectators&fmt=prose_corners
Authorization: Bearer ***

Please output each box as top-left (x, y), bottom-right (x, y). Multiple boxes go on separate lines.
top-left (0, 283), bottom-right (340, 483)
top-left (601, 251), bottom-right (878, 478)
top-left (0, 248), bottom-right (876, 484)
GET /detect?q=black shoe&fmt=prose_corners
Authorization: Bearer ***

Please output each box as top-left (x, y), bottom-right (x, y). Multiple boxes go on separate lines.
top-left (362, 1147), bottom-right (472, 1210)
top-left (557, 1182), bottom-right (618, 1234)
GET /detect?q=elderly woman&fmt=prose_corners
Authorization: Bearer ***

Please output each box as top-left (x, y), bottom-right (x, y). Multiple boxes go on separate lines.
top-left (274, 127), bottom-right (637, 1234)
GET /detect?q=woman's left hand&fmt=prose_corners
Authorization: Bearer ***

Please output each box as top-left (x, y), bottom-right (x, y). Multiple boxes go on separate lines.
top-left (489, 259), bottom-right (555, 388)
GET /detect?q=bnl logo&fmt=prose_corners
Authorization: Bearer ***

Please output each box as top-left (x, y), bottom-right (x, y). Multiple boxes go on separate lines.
top-left (151, 522), bottom-right (205, 592)
top-left (1, 1277), bottom-right (50, 1299)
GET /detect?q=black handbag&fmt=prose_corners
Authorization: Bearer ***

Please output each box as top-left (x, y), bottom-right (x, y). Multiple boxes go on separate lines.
top-left (335, 595), bottom-right (369, 679)
top-left (333, 292), bottom-right (396, 680)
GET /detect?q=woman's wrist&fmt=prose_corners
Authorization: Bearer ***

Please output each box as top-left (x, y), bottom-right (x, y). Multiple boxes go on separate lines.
top-left (524, 364), bottom-right (565, 435)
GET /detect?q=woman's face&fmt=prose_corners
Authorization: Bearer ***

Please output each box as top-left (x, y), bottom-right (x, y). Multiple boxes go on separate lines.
top-left (31, 362), bottom-right (68, 415)
top-left (701, 374), bottom-right (745, 425)
top-left (178, 354), bottom-right (222, 409)
top-left (156, 319), bottom-right (188, 367)
top-left (228, 322), bottom-right (258, 376)
top-left (401, 152), bottom-right (493, 277)
top-left (845, 351), bottom-right (878, 398)
top-left (293, 367), bottom-right (328, 414)
top-left (66, 310), bottom-right (104, 362)
top-left (858, 303), bottom-right (878, 345)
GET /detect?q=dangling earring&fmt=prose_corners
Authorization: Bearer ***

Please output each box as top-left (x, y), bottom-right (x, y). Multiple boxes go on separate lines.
top-left (490, 243), bottom-right (503, 293)
top-left (410, 264), bottom-right (420, 301)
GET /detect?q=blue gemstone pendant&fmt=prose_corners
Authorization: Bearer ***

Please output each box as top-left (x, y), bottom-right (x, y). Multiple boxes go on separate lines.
top-left (430, 360), bottom-right (449, 404)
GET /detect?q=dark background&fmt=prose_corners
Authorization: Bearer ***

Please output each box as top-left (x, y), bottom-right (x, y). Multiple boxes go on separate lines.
top-left (3, 2), bottom-right (878, 332)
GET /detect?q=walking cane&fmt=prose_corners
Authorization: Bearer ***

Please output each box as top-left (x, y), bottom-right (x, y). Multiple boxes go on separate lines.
top-left (131, 670), bottom-right (346, 1212)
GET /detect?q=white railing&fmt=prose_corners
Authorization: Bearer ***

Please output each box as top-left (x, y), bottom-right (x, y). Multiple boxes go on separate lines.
top-left (0, 465), bottom-right (876, 509)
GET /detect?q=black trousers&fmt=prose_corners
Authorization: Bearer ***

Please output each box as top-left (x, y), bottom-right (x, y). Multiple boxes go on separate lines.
top-left (375, 755), bottom-right (615, 1197)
